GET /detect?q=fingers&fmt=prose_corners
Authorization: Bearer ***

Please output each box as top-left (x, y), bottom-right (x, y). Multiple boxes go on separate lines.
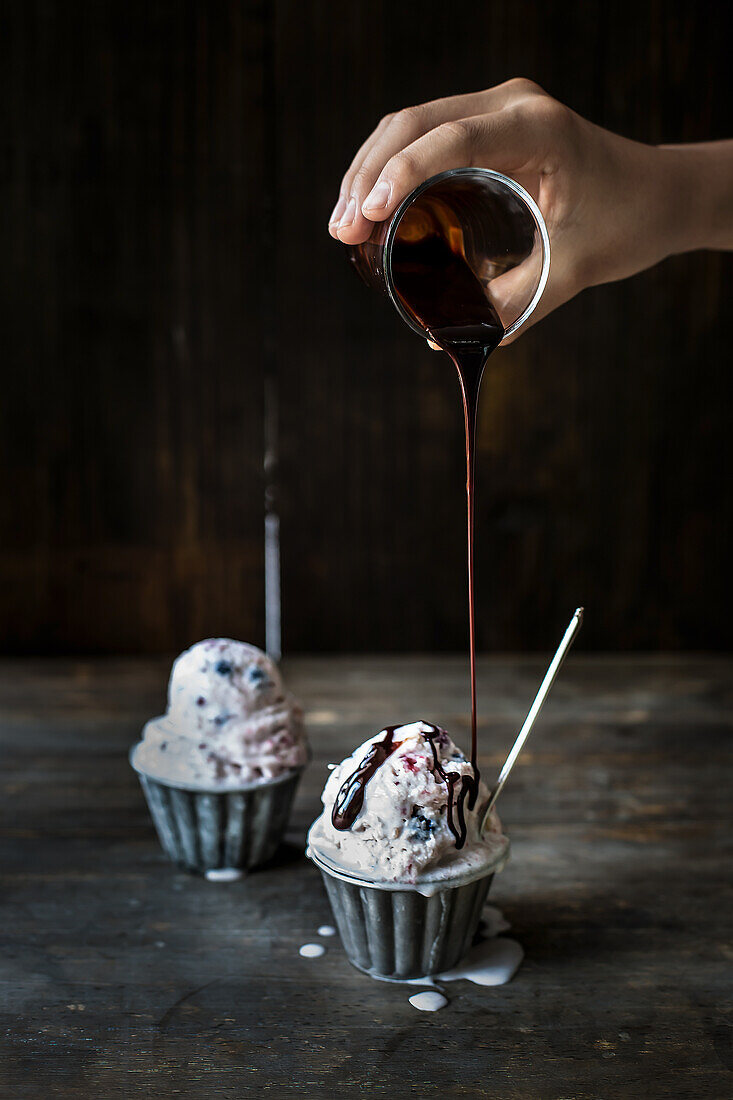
top-left (498, 285), bottom-right (563, 343)
top-left (495, 255), bottom-right (578, 344)
top-left (336, 105), bottom-right (546, 246)
top-left (331, 83), bottom-right (540, 244)
top-left (332, 101), bottom-right (471, 243)
top-left (485, 248), bottom-right (547, 335)
top-left (328, 113), bottom-right (395, 238)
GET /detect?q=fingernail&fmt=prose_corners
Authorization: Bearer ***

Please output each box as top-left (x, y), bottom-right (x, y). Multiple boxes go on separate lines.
top-left (362, 181), bottom-right (391, 211)
top-left (339, 196), bottom-right (357, 228)
top-left (328, 195), bottom-right (347, 227)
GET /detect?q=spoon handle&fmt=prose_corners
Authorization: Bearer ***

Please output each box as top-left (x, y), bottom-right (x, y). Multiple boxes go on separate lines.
top-left (482, 608), bottom-right (584, 828)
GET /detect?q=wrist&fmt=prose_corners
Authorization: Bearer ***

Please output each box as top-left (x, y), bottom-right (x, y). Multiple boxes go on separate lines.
top-left (646, 145), bottom-right (698, 259)
top-left (656, 142), bottom-right (733, 254)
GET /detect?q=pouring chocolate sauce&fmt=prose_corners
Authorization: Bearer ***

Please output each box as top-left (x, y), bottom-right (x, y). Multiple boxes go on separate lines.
top-left (342, 169), bottom-right (550, 849)
top-left (391, 214), bottom-right (505, 797)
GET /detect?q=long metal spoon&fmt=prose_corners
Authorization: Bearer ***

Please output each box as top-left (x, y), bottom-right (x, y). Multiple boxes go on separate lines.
top-left (481, 607), bottom-right (584, 832)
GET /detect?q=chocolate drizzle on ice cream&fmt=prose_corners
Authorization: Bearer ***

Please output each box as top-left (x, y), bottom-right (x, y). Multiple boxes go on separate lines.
top-left (331, 726), bottom-right (402, 830)
top-left (330, 721), bottom-right (481, 852)
top-left (420, 723), bottom-right (478, 850)
top-left (310, 721), bottom-right (507, 886)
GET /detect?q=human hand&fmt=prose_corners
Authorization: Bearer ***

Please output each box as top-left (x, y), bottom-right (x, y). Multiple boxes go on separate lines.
top-left (328, 80), bottom-right (728, 334)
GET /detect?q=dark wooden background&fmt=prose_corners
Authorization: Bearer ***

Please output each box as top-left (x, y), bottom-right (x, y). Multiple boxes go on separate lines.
top-left (1, 0), bottom-right (731, 656)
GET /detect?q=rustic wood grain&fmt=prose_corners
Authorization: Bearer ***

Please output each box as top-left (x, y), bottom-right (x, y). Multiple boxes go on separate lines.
top-left (0, 1), bottom-right (269, 653)
top-left (1, 0), bottom-right (732, 655)
top-left (274, 0), bottom-right (733, 653)
top-left (1, 655), bottom-right (731, 1098)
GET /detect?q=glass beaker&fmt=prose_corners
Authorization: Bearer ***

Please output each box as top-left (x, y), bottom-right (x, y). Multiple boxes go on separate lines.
top-left (347, 167), bottom-right (550, 343)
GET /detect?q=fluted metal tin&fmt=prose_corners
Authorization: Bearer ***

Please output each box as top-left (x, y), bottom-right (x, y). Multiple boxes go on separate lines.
top-left (319, 867), bottom-right (493, 979)
top-left (131, 753), bottom-right (302, 875)
top-left (308, 835), bottom-right (509, 980)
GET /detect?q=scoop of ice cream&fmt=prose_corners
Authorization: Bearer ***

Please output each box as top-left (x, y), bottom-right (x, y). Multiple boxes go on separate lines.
top-left (308, 722), bottom-right (506, 883)
top-left (132, 639), bottom-right (308, 788)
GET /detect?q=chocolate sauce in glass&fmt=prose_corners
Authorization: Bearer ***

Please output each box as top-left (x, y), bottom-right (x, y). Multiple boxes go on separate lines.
top-left (391, 210), bottom-right (504, 806)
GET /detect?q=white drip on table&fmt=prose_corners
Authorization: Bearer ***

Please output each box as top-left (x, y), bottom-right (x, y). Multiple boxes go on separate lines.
top-left (403, 905), bottom-right (523, 1012)
top-left (299, 943), bottom-right (326, 958)
top-left (437, 936), bottom-right (524, 987)
top-left (409, 990), bottom-right (448, 1012)
top-left (205, 868), bottom-right (243, 882)
top-left (300, 904), bottom-right (521, 1011)
top-left (478, 904), bottom-right (511, 937)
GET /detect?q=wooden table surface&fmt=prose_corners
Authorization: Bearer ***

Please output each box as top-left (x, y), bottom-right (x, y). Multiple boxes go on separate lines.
top-left (1, 654), bottom-right (731, 1098)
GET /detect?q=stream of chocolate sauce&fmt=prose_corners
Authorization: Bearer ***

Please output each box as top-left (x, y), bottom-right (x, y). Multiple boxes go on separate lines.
top-left (390, 226), bottom-right (504, 799)
top-left (332, 205), bottom-right (504, 849)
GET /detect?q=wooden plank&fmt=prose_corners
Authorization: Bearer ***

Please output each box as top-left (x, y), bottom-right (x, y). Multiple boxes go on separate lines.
top-left (273, 0), bottom-right (733, 653)
top-left (0, 655), bottom-right (731, 1097)
top-left (0, 1), bottom-right (268, 653)
top-left (1, 0), bottom-right (732, 655)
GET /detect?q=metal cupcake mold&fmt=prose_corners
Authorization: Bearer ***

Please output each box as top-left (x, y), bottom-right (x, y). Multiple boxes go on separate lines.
top-left (317, 864), bottom-right (494, 979)
top-left (131, 757), bottom-right (302, 874)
